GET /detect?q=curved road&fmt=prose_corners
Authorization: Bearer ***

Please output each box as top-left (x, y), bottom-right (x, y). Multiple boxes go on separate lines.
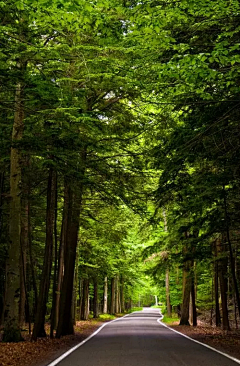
top-left (49, 308), bottom-right (240, 366)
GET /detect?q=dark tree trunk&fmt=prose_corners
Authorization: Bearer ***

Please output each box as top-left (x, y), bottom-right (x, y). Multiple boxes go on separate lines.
top-left (56, 184), bottom-right (82, 337)
top-left (110, 277), bottom-right (116, 315)
top-left (103, 277), bottom-right (108, 314)
top-left (28, 204), bottom-right (38, 316)
top-left (50, 174), bottom-right (58, 338)
top-left (120, 277), bottom-right (125, 313)
top-left (214, 241), bottom-right (221, 327)
top-left (166, 268), bottom-right (172, 317)
top-left (223, 186), bottom-right (240, 318)
top-left (19, 200), bottom-right (28, 327)
top-left (55, 185), bottom-right (68, 328)
top-left (217, 237), bottom-right (230, 331)
top-left (190, 268), bottom-right (197, 326)
top-left (180, 263), bottom-right (191, 326)
top-left (93, 280), bottom-right (99, 318)
top-left (32, 169), bottom-right (56, 340)
top-left (80, 279), bottom-right (89, 321)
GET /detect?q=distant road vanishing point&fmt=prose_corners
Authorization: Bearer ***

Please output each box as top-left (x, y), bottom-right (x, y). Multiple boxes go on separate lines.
top-left (47, 308), bottom-right (240, 366)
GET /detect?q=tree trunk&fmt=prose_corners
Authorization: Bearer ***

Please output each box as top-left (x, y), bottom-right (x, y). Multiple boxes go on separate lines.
top-left (120, 277), bottom-right (125, 313)
top-left (166, 268), bottom-right (172, 317)
top-left (55, 185), bottom-right (68, 328)
top-left (217, 237), bottom-right (230, 330)
top-left (80, 279), bottom-right (89, 321)
top-left (103, 277), bottom-right (108, 314)
top-left (0, 172), bottom-right (4, 240)
top-left (93, 280), bottom-right (99, 318)
top-left (110, 277), bottom-right (116, 315)
top-left (223, 186), bottom-right (240, 318)
top-left (115, 276), bottom-right (120, 314)
top-left (28, 204), bottom-right (38, 317)
top-left (214, 241), bottom-right (221, 327)
top-left (3, 82), bottom-right (24, 342)
top-left (32, 169), bottom-right (56, 340)
top-left (56, 184), bottom-right (82, 337)
top-left (19, 200), bottom-right (28, 327)
top-left (190, 268), bottom-right (197, 326)
top-left (180, 256), bottom-right (191, 326)
top-left (50, 173), bottom-right (58, 338)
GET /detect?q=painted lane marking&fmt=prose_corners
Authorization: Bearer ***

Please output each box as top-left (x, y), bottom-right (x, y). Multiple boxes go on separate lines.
top-left (46, 314), bottom-right (129, 366)
top-left (157, 313), bottom-right (240, 365)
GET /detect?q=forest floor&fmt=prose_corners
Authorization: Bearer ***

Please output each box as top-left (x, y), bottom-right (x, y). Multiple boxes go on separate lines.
top-left (1, 315), bottom-right (240, 366)
top-left (0, 319), bottom-right (108, 366)
top-left (168, 319), bottom-right (240, 361)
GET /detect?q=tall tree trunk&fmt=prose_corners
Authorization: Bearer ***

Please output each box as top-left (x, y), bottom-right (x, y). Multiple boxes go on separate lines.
top-left (103, 277), bottom-right (108, 314)
top-left (56, 183), bottom-right (82, 337)
top-left (0, 172), bottom-right (4, 240)
top-left (50, 174), bottom-right (58, 338)
top-left (166, 268), bottom-right (172, 317)
top-left (217, 237), bottom-right (230, 330)
top-left (115, 276), bottom-right (120, 314)
top-left (110, 277), bottom-right (116, 315)
top-left (223, 186), bottom-right (240, 318)
top-left (120, 277), bottom-right (125, 313)
top-left (3, 81), bottom-right (24, 342)
top-left (55, 185), bottom-right (68, 328)
top-left (80, 279), bottom-right (89, 321)
top-left (214, 241), bottom-right (221, 327)
top-left (93, 279), bottom-right (99, 318)
top-left (180, 261), bottom-right (191, 326)
top-left (28, 204), bottom-right (38, 316)
top-left (190, 265), bottom-right (197, 326)
top-left (19, 200), bottom-right (28, 327)
top-left (32, 169), bottom-right (56, 340)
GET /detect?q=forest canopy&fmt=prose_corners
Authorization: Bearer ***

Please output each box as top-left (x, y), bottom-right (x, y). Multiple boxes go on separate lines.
top-left (1, 0), bottom-right (240, 342)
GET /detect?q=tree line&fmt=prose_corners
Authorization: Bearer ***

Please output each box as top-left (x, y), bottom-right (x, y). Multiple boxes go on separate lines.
top-left (1, 0), bottom-right (240, 342)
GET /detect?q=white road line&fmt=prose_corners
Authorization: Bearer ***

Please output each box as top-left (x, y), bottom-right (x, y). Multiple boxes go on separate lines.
top-left (46, 315), bottom-right (128, 366)
top-left (157, 313), bottom-right (240, 365)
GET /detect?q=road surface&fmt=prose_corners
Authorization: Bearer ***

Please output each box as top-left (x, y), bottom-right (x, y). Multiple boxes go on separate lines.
top-left (49, 308), bottom-right (240, 366)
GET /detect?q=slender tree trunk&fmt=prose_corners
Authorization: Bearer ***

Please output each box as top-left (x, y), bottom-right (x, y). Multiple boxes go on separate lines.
top-left (110, 277), bottom-right (116, 315)
top-left (103, 277), bottom-right (108, 314)
top-left (28, 204), bottom-right (38, 316)
top-left (115, 276), bottom-right (120, 314)
top-left (190, 268), bottom-right (197, 326)
top-left (55, 185), bottom-right (68, 328)
top-left (166, 268), bottom-right (172, 317)
top-left (120, 277), bottom-right (125, 313)
top-left (3, 81), bottom-right (24, 342)
top-left (50, 173), bottom-right (58, 338)
top-left (80, 279), bottom-right (89, 321)
top-left (0, 172), bottom-right (4, 240)
top-left (217, 237), bottom-right (230, 330)
top-left (19, 200), bottom-right (28, 327)
top-left (32, 168), bottom-right (56, 340)
top-left (180, 262), bottom-right (191, 326)
top-left (223, 186), bottom-right (240, 318)
top-left (56, 183), bottom-right (82, 337)
top-left (214, 241), bottom-right (221, 327)
top-left (93, 279), bottom-right (99, 318)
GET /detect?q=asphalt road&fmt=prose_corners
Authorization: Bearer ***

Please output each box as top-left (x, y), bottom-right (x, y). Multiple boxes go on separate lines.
top-left (50, 308), bottom-right (240, 366)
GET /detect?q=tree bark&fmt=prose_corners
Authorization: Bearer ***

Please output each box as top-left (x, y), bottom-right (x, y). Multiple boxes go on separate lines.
top-left (217, 237), bottom-right (230, 330)
top-left (214, 241), bottom-right (221, 327)
top-left (103, 277), bottom-right (108, 314)
top-left (166, 268), bottom-right (172, 317)
top-left (56, 183), bottom-right (82, 337)
top-left (32, 169), bottom-right (56, 340)
top-left (110, 277), bottom-right (116, 315)
top-left (120, 277), bottom-right (125, 313)
top-left (3, 81), bottom-right (24, 342)
top-left (93, 279), bottom-right (99, 318)
top-left (80, 279), bottom-right (89, 321)
top-left (19, 200), bottom-right (28, 327)
top-left (55, 185), bottom-right (68, 328)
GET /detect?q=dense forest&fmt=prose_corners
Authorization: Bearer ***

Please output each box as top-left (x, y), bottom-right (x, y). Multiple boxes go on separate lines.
top-left (1, 0), bottom-right (240, 343)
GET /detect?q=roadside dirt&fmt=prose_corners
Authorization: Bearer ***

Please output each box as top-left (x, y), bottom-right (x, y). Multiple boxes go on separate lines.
top-left (169, 322), bottom-right (240, 361)
top-left (0, 320), bottom-right (104, 366)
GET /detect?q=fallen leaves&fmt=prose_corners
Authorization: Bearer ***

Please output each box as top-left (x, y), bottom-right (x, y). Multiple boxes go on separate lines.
top-left (0, 320), bottom-right (103, 366)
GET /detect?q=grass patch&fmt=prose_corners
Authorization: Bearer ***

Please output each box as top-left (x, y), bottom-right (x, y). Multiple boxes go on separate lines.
top-left (161, 315), bottom-right (179, 324)
top-left (98, 314), bottom-right (116, 321)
